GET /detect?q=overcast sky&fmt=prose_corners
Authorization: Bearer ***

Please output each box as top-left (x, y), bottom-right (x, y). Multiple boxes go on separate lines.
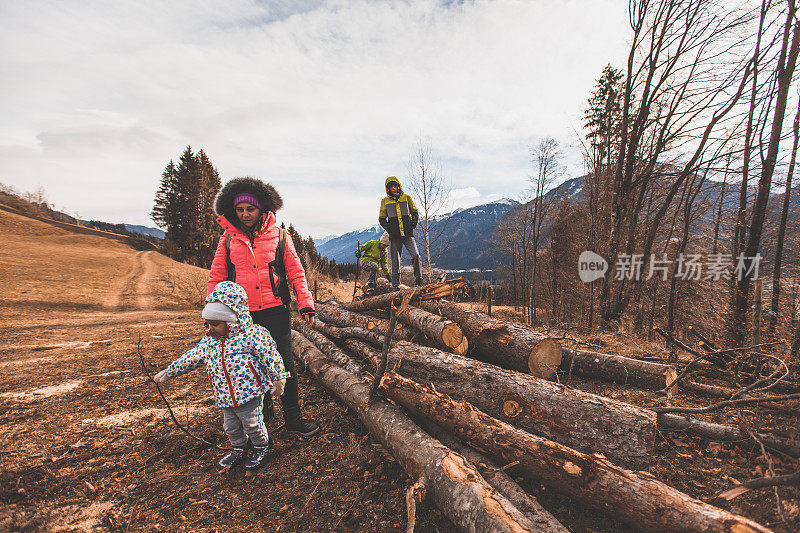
top-left (0, 0), bottom-right (630, 238)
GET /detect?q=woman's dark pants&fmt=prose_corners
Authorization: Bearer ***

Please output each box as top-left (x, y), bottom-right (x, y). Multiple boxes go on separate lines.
top-left (250, 307), bottom-right (302, 423)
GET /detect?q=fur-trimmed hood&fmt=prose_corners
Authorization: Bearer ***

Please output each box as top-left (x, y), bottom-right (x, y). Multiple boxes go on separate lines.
top-left (214, 177), bottom-right (283, 223)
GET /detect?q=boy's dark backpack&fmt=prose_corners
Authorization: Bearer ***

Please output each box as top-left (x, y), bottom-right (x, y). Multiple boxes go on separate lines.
top-left (224, 228), bottom-right (292, 308)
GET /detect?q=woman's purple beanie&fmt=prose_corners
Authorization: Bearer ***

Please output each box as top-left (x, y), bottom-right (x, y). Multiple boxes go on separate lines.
top-left (233, 193), bottom-right (263, 211)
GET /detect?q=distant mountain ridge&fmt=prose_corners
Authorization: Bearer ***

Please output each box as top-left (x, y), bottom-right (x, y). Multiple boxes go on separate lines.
top-left (124, 224), bottom-right (165, 239)
top-left (315, 174), bottom-right (800, 272)
top-left (315, 198), bottom-right (520, 270)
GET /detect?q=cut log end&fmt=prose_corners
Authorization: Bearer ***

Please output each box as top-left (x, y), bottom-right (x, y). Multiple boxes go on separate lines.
top-left (454, 336), bottom-right (469, 355)
top-left (528, 339), bottom-right (562, 379)
top-left (441, 322), bottom-right (464, 349)
top-left (664, 366), bottom-right (678, 398)
top-left (502, 399), bottom-right (523, 418)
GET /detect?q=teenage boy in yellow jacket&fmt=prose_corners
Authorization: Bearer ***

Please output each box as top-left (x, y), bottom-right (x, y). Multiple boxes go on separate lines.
top-left (378, 176), bottom-right (422, 288)
top-left (355, 232), bottom-right (390, 292)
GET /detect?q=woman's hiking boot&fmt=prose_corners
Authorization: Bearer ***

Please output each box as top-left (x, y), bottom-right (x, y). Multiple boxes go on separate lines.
top-left (218, 447), bottom-right (246, 469)
top-left (285, 417), bottom-right (320, 437)
top-left (244, 439), bottom-right (275, 470)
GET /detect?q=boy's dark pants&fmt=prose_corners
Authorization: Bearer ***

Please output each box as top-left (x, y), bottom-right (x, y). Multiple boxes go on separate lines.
top-left (389, 236), bottom-right (421, 286)
top-left (250, 307), bottom-right (302, 423)
top-left (361, 260), bottom-right (380, 287)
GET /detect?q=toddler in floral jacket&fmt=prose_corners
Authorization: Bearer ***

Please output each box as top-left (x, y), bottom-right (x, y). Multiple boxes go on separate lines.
top-left (154, 281), bottom-right (289, 471)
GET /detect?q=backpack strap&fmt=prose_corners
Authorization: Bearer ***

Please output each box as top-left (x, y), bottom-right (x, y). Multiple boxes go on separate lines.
top-left (224, 233), bottom-right (235, 282)
top-left (267, 228), bottom-right (292, 308)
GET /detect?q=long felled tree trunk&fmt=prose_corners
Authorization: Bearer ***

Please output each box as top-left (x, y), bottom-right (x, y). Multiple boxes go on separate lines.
top-left (316, 303), bottom-right (416, 342)
top-left (418, 299), bottom-right (562, 378)
top-left (336, 337), bottom-right (656, 470)
top-left (397, 305), bottom-right (467, 354)
top-left (384, 341), bottom-right (655, 470)
top-left (290, 331), bottom-right (548, 532)
top-left (340, 279), bottom-right (471, 314)
top-left (419, 419), bottom-right (569, 532)
top-left (333, 332), bottom-right (800, 461)
top-left (379, 372), bottom-right (771, 533)
top-left (560, 348), bottom-right (678, 392)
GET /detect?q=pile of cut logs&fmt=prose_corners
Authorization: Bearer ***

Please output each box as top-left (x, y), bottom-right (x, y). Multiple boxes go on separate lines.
top-left (290, 279), bottom-right (781, 532)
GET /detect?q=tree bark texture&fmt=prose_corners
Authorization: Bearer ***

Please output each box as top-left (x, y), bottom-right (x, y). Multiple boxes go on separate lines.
top-left (418, 300), bottom-right (562, 379)
top-left (340, 279), bottom-right (471, 314)
top-left (379, 372), bottom-right (771, 533)
top-left (316, 303), bottom-right (415, 342)
top-left (561, 348), bottom-right (677, 392)
top-left (290, 331), bottom-right (546, 532)
top-left (333, 334), bottom-right (800, 461)
top-left (419, 419), bottom-right (569, 532)
top-left (658, 413), bottom-right (800, 459)
top-left (385, 342), bottom-right (655, 470)
top-left (398, 305), bottom-right (467, 354)
top-left (310, 319), bottom-right (389, 350)
top-left (292, 320), bottom-right (367, 376)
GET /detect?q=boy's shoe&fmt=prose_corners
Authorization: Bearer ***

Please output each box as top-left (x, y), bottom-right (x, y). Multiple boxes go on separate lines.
top-left (364, 282), bottom-right (377, 292)
top-left (285, 417), bottom-right (320, 437)
top-left (218, 447), bottom-right (246, 469)
top-left (244, 439), bottom-right (275, 470)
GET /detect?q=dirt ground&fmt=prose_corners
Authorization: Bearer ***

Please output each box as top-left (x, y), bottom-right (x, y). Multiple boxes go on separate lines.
top-left (1, 208), bottom-right (799, 532)
top-left (0, 209), bottom-right (453, 532)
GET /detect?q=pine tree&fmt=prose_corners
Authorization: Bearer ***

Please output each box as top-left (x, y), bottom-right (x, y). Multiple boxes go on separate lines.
top-left (584, 64), bottom-right (624, 176)
top-left (196, 149), bottom-right (222, 267)
top-left (287, 224), bottom-right (305, 269)
top-left (170, 146), bottom-right (201, 262)
top-left (150, 146), bottom-right (222, 266)
top-left (151, 161), bottom-right (178, 231)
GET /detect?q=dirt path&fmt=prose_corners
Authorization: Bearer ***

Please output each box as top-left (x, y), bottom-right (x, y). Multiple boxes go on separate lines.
top-left (108, 251), bottom-right (159, 311)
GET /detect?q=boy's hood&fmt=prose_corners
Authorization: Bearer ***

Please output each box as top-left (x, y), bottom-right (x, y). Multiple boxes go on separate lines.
top-left (385, 176), bottom-right (403, 195)
top-left (205, 281), bottom-right (253, 334)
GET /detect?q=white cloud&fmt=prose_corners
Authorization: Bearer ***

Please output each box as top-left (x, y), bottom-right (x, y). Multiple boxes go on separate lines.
top-left (0, 0), bottom-right (629, 236)
top-left (445, 186), bottom-right (482, 210)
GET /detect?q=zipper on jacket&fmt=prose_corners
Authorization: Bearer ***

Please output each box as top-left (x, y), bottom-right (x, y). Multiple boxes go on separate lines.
top-left (232, 229), bottom-right (285, 310)
top-left (394, 200), bottom-right (405, 236)
top-left (247, 360), bottom-right (263, 388)
top-left (219, 337), bottom-right (238, 407)
top-left (233, 235), bottom-right (265, 310)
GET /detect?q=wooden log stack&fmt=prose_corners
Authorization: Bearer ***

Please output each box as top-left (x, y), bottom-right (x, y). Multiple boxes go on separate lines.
top-left (291, 283), bottom-right (777, 532)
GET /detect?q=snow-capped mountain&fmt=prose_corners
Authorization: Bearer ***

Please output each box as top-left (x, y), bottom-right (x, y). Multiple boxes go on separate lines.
top-left (315, 172), bottom-right (800, 272)
top-left (315, 199), bottom-right (520, 269)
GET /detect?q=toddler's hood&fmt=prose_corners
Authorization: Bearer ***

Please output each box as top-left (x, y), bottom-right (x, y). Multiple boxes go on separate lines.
top-left (205, 281), bottom-right (253, 334)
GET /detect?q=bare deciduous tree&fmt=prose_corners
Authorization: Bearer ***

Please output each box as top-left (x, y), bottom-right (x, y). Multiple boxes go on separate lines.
top-left (527, 138), bottom-right (562, 325)
top-left (598, 0), bottom-right (755, 327)
top-left (406, 139), bottom-right (452, 282)
top-left (730, 0), bottom-right (800, 344)
top-left (768, 91), bottom-right (800, 336)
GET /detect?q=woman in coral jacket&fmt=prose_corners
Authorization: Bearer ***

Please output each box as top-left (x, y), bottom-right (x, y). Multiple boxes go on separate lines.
top-left (208, 177), bottom-right (319, 437)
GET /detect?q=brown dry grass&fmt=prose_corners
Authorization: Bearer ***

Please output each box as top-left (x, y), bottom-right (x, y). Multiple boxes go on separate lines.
top-left (0, 209), bottom-right (208, 315)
